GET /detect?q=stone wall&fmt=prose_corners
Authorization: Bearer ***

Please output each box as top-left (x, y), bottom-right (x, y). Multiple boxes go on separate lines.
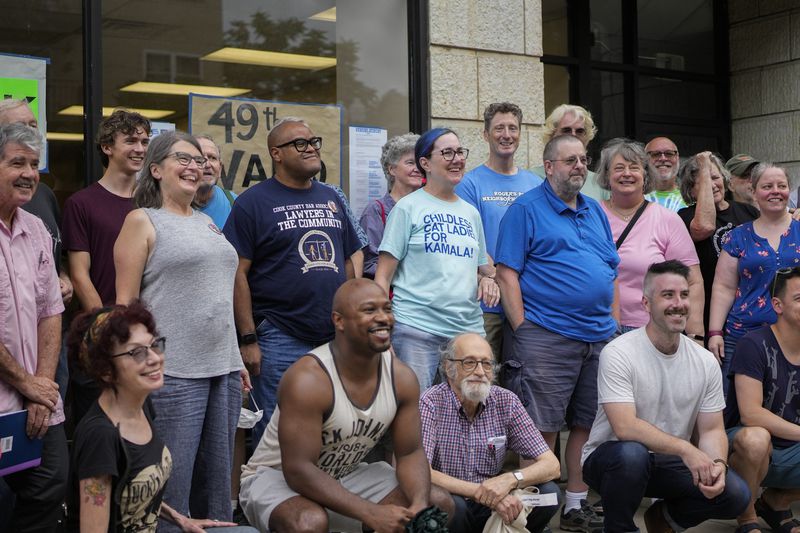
top-left (427, 0), bottom-right (547, 170)
top-left (729, 0), bottom-right (800, 181)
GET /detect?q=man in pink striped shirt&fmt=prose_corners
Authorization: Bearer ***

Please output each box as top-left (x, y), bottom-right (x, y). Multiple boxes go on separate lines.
top-left (0, 123), bottom-right (67, 532)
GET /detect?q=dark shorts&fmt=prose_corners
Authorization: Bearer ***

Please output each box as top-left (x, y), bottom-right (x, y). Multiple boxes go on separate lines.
top-left (503, 320), bottom-right (613, 433)
top-left (727, 426), bottom-right (800, 488)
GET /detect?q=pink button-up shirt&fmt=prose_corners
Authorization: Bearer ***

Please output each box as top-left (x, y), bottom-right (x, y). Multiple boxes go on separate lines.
top-left (0, 208), bottom-right (65, 424)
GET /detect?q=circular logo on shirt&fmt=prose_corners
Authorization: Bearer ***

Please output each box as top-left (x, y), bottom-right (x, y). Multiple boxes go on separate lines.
top-left (298, 230), bottom-right (338, 273)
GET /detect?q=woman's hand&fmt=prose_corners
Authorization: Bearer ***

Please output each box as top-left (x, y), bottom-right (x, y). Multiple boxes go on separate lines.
top-left (707, 335), bottom-right (724, 365)
top-left (478, 276), bottom-right (500, 307)
top-left (178, 517), bottom-right (237, 532)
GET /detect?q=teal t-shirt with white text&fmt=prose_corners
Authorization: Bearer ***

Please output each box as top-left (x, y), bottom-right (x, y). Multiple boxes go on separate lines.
top-left (379, 188), bottom-right (487, 337)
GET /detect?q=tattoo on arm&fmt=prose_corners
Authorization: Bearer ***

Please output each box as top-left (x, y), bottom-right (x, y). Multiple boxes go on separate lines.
top-left (83, 478), bottom-right (108, 507)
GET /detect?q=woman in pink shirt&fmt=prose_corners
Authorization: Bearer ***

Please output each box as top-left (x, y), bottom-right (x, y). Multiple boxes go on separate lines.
top-left (595, 138), bottom-right (704, 340)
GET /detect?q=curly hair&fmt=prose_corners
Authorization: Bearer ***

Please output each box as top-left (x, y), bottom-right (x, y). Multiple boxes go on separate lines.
top-left (67, 301), bottom-right (159, 390)
top-left (678, 153), bottom-right (730, 205)
top-left (380, 133), bottom-right (419, 190)
top-left (541, 104), bottom-right (597, 144)
top-left (95, 110), bottom-right (151, 167)
top-left (483, 102), bottom-right (523, 131)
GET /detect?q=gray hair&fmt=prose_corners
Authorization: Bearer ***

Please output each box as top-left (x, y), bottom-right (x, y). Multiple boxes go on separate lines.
top-left (678, 154), bottom-right (730, 205)
top-left (0, 99), bottom-right (30, 119)
top-left (750, 162), bottom-right (790, 190)
top-left (595, 138), bottom-right (654, 194)
top-left (542, 134), bottom-right (583, 163)
top-left (437, 333), bottom-right (497, 383)
top-left (134, 130), bottom-right (202, 209)
top-left (541, 104), bottom-right (597, 144)
top-left (0, 123), bottom-right (43, 159)
top-left (195, 133), bottom-right (220, 154)
top-left (381, 133), bottom-right (419, 191)
top-left (267, 116), bottom-right (310, 149)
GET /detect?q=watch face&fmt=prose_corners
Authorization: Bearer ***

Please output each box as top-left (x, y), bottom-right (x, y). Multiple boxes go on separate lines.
top-left (514, 471), bottom-right (524, 481)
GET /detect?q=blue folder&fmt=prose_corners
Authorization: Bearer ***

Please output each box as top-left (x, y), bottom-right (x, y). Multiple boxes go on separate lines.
top-left (0, 410), bottom-right (43, 476)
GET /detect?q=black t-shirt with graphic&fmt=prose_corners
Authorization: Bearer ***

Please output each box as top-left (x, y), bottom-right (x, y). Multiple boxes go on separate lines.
top-left (678, 201), bottom-right (759, 328)
top-left (724, 326), bottom-right (800, 449)
top-left (72, 401), bottom-right (172, 532)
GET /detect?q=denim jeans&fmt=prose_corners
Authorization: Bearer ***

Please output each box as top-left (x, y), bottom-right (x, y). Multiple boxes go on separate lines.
top-left (391, 322), bottom-right (448, 391)
top-left (721, 334), bottom-right (739, 399)
top-left (151, 372), bottom-right (241, 533)
top-left (449, 481), bottom-right (561, 533)
top-left (583, 441), bottom-right (750, 532)
top-left (252, 319), bottom-right (318, 444)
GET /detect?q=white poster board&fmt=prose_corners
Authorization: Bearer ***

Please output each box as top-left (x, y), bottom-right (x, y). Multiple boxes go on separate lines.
top-left (0, 53), bottom-right (48, 171)
top-left (348, 125), bottom-right (387, 218)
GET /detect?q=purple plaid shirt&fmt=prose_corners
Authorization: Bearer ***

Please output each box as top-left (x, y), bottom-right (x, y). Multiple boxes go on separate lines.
top-left (419, 383), bottom-right (550, 483)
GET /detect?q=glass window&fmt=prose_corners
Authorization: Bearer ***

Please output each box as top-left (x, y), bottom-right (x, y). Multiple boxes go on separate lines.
top-left (589, 70), bottom-right (626, 152)
top-left (542, 0), bottom-right (568, 56)
top-left (638, 76), bottom-right (717, 120)
top-left (637, 0), bottom-right (715, 73)
top-left (590, 0), bottom-right (623, 63)
top-left (97, 0), bottom-right (409, 191)
top-left (543, 65), bottom-right (571, 117)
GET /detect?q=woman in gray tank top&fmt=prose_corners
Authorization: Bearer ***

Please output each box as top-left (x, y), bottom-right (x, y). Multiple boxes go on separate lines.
top-left (114, 131), bottom-right (247, 531)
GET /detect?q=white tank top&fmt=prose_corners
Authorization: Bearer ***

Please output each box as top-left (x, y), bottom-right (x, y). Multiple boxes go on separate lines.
top-left (242, 343), bottom-right (397, 480)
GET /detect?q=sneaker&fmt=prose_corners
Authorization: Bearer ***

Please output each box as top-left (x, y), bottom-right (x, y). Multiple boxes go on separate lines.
top-left (560, 499), bottom-right (604, 533)
top-left (644, 500), bottom-right (675, 533)
top-left (590, 499), bottom-right (604, 517)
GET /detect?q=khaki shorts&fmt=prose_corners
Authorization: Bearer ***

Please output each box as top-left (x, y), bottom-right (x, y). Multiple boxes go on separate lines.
top-left (240, 461), bottom-right (398, 532)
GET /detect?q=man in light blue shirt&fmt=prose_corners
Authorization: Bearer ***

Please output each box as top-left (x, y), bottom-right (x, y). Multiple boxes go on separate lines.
top-left (456, 102), bottom-right (541, 360)
top-left (194, 134), bottom-right (237, 228)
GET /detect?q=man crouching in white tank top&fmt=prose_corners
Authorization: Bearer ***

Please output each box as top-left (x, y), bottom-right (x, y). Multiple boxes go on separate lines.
top-left (239, 278), bottom-right (455, 532)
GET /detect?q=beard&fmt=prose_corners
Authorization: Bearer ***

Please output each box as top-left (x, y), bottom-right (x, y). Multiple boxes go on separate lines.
top-left (459, 377), bottom-right (491, 404)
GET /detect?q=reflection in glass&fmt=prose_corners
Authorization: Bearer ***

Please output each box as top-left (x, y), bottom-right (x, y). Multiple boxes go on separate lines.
top-left (543, 65), bottom-right (570, 117)
top-left (542, 0), bottom-right (568, 56)
top-left (590, 0), bottom-right (622, 63)
top-left (639, 76), bottom-right (717, 120)
top-left (638, 0), bottom-right (714, 73)
top-left (589, 70), bottom-right (625, 154)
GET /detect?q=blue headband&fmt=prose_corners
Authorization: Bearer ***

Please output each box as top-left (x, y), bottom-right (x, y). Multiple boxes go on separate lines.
top-left (415, 127), bottom-right (455, 175)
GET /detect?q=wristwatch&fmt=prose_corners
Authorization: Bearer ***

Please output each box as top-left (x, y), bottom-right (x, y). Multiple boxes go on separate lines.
top-left (238, 332), bottom-right (258, 346)
top-left (512, 470), bottom-right (524, 488)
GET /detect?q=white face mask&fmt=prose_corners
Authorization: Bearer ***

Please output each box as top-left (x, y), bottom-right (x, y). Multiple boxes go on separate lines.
top-left (238, 393), bottom-right (263, 429)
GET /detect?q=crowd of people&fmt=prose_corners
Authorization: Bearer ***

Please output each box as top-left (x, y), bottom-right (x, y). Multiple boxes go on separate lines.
top-left (1, 95), bottom-right (799, 533)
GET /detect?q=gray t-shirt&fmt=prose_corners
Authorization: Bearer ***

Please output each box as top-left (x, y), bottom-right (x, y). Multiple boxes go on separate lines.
top-left (582, 327), bottom-right (725, 465)
top-left (140, 208), bottom-right (242, 378)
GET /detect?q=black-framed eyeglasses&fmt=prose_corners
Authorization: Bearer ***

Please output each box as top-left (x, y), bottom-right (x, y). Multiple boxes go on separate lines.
top-left (111, 337), bottom-right (166, 363)
top-left (647, 150), bottom-right (678, 159)
top-left (771, 267), bottom-right (800, 297)
top-left (275, 137), bottom-right (323, 152)
top-left (435, 148), bottom-right (469, 161)
top-left (168, 152), bottom-right (208, 167)
top-left (447, 358), bottom-right (497, 374)
top-left (548, 155), bottom-right (591, 167)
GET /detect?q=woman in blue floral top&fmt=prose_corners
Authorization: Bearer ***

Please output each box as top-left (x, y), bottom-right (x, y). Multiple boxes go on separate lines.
top-left (709, 163), bottom-right (800, 396)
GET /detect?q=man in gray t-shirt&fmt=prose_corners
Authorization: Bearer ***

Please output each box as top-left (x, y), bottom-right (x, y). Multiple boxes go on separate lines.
top-left (581, 260), bottom-right (750, 533)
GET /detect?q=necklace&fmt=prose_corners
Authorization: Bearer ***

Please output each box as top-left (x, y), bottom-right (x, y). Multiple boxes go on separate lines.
top-left (608, 199), bottom-right (643, 221)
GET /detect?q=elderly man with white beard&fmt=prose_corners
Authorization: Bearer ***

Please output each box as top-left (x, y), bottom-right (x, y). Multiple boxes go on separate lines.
top-left (419, 333), bottom-right (562, 533)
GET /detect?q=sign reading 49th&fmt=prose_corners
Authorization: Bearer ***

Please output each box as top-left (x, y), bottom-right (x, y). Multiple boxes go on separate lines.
top-left (189, 93), bottom-right (342, 193)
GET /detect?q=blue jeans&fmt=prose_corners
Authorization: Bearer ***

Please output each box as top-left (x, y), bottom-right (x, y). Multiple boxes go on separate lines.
top-left (583, 441), bottom-right (750, 532)
top-left (449, 481), bottom-right (561, 533)
top-left (252, 319), bottom-right (318, 444)
top-left (721, 334), bottom-right (739, 399)
top-left (151, 373), bottom-right (241, 533)
top-left (391, 322), bottom-right (448, 391)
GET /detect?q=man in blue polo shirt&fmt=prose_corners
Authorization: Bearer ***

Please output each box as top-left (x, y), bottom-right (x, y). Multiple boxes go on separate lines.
top-left (456, 102), bottom-right (541, 360)
top-left (495, 134), bottom-right (619, 533)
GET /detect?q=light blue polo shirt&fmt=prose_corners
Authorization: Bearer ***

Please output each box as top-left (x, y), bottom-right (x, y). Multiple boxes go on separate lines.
top-left (495, 180), bottom-right (619, 342)
top-left (456, 165), bottom-right (542, 314)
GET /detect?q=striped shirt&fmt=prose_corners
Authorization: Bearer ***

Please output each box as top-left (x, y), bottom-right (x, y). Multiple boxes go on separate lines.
top-left (419, 383), bottom-right (549, 483)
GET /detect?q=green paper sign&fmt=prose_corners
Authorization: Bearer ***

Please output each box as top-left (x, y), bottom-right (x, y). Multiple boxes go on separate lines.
top-left (0, 78), bottom-right (39, 120)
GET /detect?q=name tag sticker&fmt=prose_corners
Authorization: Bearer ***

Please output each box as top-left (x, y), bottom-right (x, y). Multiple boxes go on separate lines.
top-left (519, 493), bottom-right (559, 507)
top-left (487, 436), bottom-right (507, 447)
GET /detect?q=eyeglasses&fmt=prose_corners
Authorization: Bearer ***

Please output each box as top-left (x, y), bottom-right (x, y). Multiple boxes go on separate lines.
top-left (168, 152), bottom-right (208, 167)
top-left (111, 337), bottom-right (166, 363)
top-left (559, 126), bottom-right (587, 137)
top-left (275, 137), bottom-right (323, 152)
top-left (447, 358), bottom-right (497, 374)
top-left (436, 148), bottom-right (469, 161)
top-left (549, 155), bottom-right (591, 167)
top-left (647, 150), bottom-right (678, 159)
top-left (771, 267), bottom-right (800, 297)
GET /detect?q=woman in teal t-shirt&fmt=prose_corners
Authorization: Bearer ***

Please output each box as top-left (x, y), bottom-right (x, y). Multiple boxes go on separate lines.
top-left (375, 127), bottom-right (500, 391)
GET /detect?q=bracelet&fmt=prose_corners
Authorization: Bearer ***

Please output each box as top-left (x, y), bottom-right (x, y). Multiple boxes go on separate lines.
top-left (713, 458), bottom-right (729, 474)
top-left (707, 330), bottom-right (724, 338)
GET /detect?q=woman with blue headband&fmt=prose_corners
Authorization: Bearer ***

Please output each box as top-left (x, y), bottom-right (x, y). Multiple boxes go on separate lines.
top-left (375, 127), bottom-right (499, 390)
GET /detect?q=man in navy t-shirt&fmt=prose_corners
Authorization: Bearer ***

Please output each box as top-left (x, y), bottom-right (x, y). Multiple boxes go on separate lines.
top-left (726, 267), bottom-right (800, 533)
top-left (223, 117), bottom-right (362, 443)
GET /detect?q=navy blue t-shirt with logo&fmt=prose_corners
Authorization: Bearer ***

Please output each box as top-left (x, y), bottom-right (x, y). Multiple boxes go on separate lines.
top-left (223, 178), bottom-right (362, 344)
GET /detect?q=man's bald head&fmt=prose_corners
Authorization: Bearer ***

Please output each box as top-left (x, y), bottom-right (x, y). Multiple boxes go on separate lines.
top-left (267, 116), bottom-right (310, 149)
top-left (332, 279), bottom-right (389, 315)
